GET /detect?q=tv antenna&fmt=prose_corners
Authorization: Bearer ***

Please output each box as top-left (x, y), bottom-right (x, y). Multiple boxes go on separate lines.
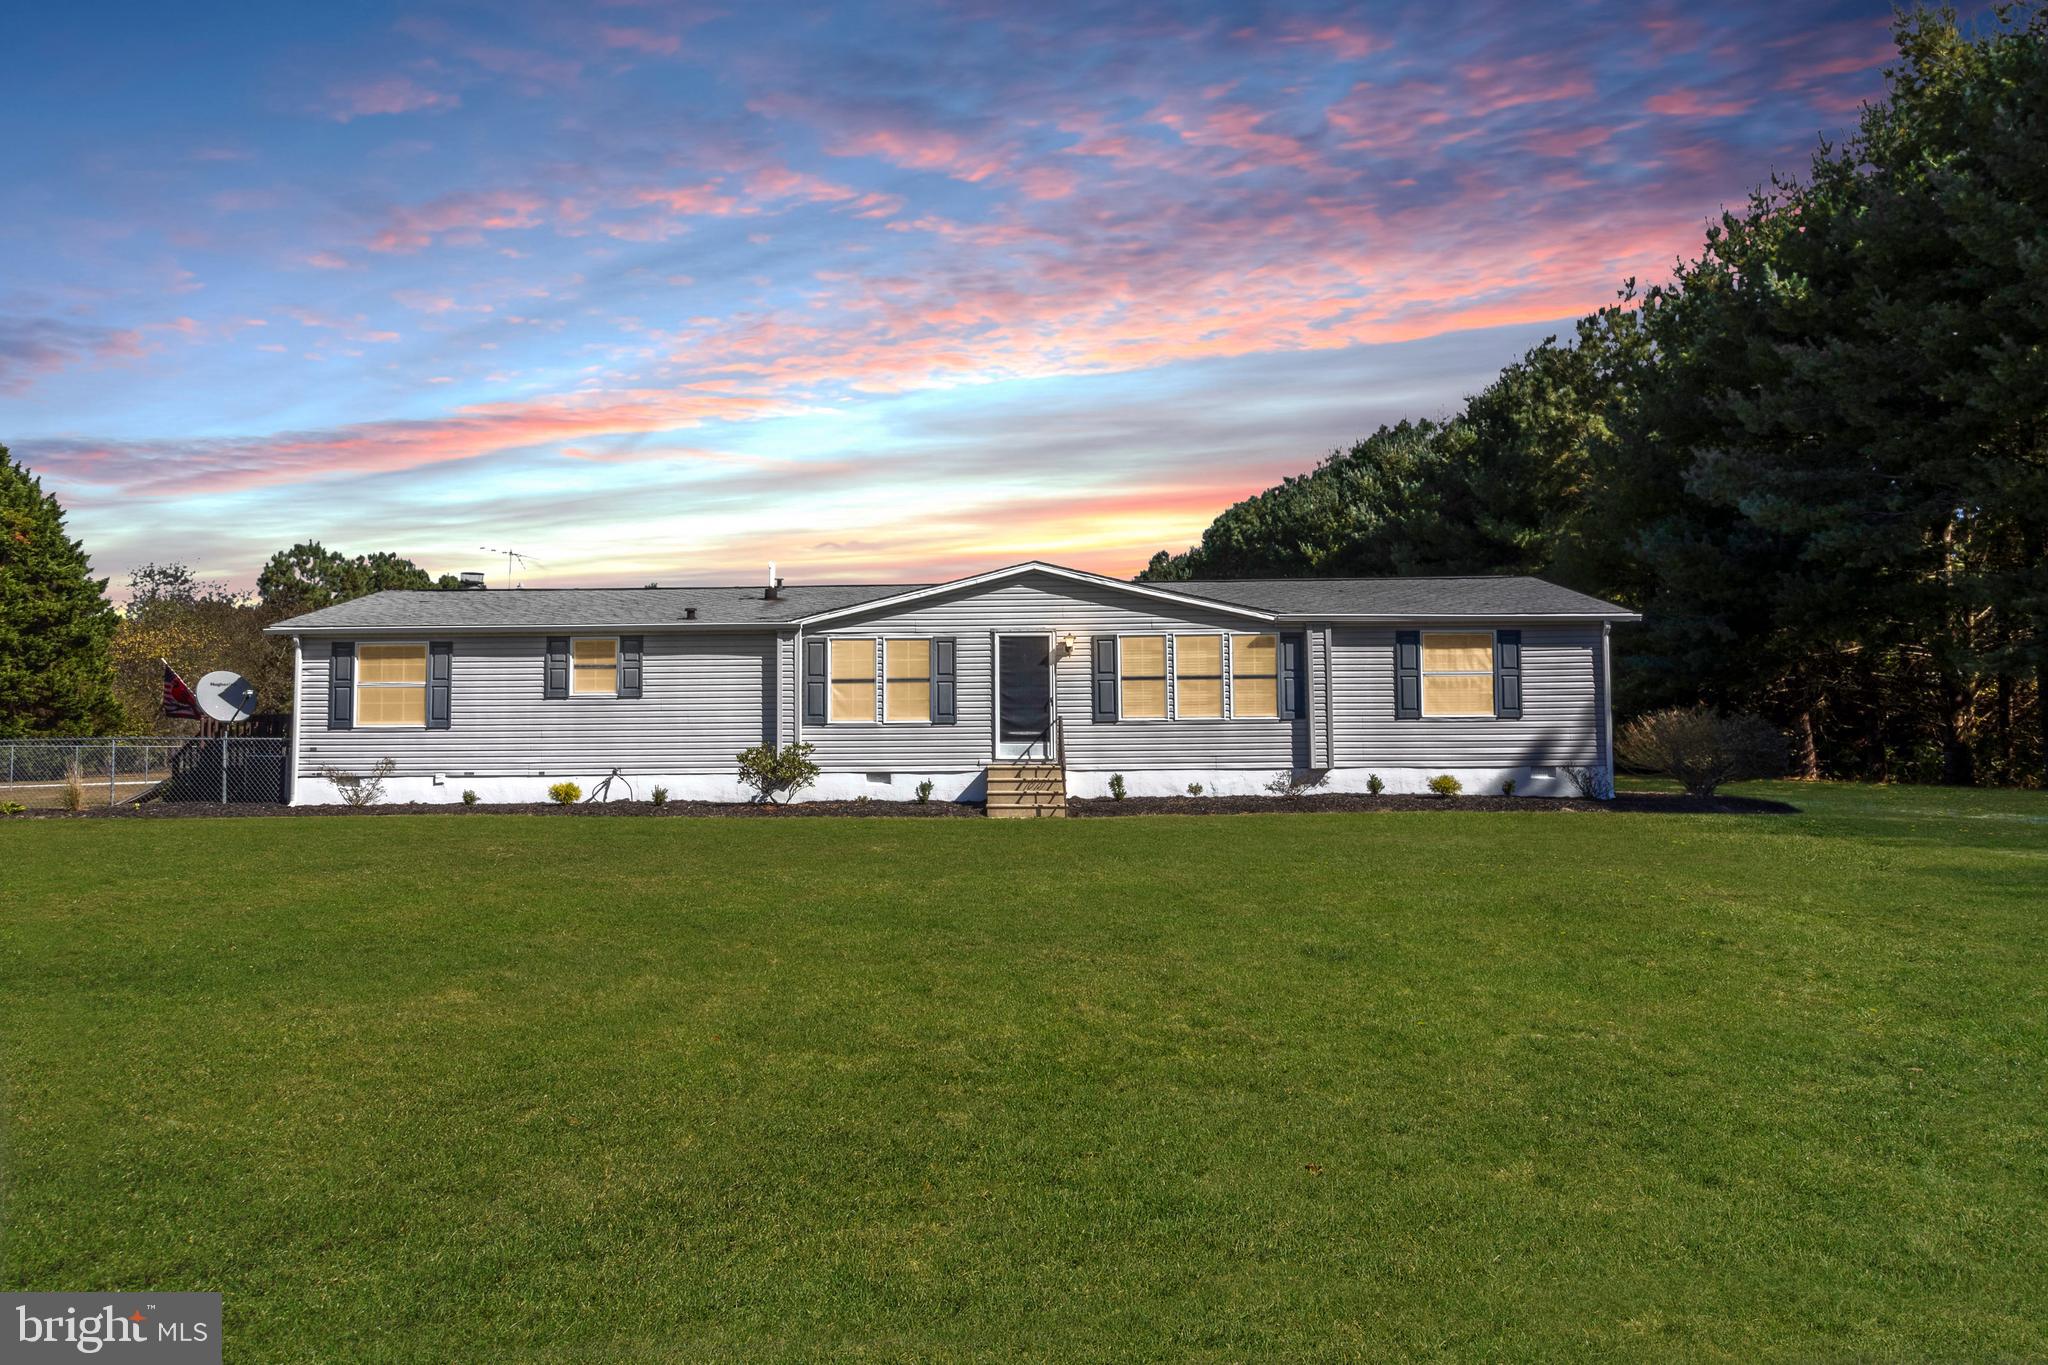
top-left (479, 545), bottom-right (544, 588)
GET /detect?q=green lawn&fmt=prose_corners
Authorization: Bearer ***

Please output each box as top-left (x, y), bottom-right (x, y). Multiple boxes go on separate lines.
top-left (4, 785), bottom-right (2044, 1360)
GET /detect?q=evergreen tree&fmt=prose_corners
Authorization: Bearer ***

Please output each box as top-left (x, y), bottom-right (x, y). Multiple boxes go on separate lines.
top-left (0, 444), bottom-right (122, 736)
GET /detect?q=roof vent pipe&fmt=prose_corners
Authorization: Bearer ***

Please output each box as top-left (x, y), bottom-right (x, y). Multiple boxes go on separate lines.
top-left (684, 607), bottom-right (698, 620)
top-left (764, 561), bottom-right (781, 601)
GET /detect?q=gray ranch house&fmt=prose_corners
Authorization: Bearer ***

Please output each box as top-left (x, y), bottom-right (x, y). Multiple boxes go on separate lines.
top-left (266, 561), bottom-right (1639, 808)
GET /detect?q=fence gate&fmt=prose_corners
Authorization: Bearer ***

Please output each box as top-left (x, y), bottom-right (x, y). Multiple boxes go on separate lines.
top-left (1, 736), bottom-right (290, 809)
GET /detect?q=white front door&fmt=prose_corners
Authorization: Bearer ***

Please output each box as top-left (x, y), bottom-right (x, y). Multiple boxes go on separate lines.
top-left (994, 633), bottom-right (1054, 760)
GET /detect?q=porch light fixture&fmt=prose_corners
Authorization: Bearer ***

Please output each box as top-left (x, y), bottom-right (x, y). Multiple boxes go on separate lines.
top-left (1058, 633), bottom-right (1078, 657)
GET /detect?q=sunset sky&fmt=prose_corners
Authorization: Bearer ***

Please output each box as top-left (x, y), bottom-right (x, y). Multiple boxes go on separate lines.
top-left (4, 0), bottom-right (1901, 593)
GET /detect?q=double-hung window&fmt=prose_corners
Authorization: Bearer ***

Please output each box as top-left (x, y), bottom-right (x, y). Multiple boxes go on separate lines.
top-left (1174, 634), bottom-right (1224, 719)
top-left (571, 638), bottom-right (618, 696)
top-left (1231, 634), bottom-right (1279, 718)
top-left (357, 643), bottom-right (427, 726)
top-left (883, 639), bottom-right (930, 722)
top-left (830, 638), bottom-right (877, 722)
top-left (1422, 632), bottom-right (1495, 717)
top-left (1119, 635), bottom-right (1167, 719)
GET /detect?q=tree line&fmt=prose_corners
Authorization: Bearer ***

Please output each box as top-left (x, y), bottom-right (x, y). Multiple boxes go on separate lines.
top-left (1143, 9), bottom-right (2048, 786)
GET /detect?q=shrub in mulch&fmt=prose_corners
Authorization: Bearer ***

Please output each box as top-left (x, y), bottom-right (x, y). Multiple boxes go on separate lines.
top-left (21, 791), bottom-right (1794, 819)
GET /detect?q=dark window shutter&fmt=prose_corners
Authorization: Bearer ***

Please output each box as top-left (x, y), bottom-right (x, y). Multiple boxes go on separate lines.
top-left (427, 641), bottom-right (452, 730)
top-left (328, 642), bottom-right (355, 730)
top-left (1278, 632), bottom-right (1304, 720)
top-left (544, 637), bottom-right (569, 699)
top-left (1394, 630), bottom-right (1421, 720)
top-left (618, 636), bottom-right (643, 699)
top-left (930, 637), bottom-right (957, 723)
top-left (803, 637), bottom-right (827, 725)
top-left (1091, 636), bottom-right (1119, 722)
top-left (1495, 629), bottom-right (1522, 719)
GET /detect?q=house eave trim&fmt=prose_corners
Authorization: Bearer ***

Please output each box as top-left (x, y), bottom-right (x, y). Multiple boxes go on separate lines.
top-left (792, 561), bottom-right (1280, 626)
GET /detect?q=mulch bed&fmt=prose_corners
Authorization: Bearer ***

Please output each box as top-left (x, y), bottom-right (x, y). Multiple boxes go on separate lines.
top-left (19, 791), bottom-right (1794, 820)
top-left (1069, 792), bottom-right (1796, 817)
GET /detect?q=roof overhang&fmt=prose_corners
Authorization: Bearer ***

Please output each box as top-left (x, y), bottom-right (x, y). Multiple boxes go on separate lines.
top-left (264, 621), bottom-right (789, 637)
top-left (1292, 611), bottom-right (1643, 625)
top-left (792, 560), bottom-right (1279, 626)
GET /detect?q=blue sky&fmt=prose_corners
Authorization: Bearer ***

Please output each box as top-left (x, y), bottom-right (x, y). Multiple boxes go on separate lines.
top-left (2, 0), bottom-right (1902, 590)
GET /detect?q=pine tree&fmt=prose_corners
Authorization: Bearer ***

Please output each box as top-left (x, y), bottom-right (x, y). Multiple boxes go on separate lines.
top-left (0, 444), bottom-right (123, 736)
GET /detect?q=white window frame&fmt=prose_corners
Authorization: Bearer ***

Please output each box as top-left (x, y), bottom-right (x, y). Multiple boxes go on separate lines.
top-left (1420, 629), bottom-right (1498, 719)
top-left (827, 636), bottom-right (879, 725)
top-left (1171, 632), bottom-right (1226, 723)
top-left (1115, 632), bottom-right (1170, 723)
top-left (882, 637), bottom-right (932, 726)
top-left (354, 640), bottom-right (429, 729)
top-left (569, 635), bottom-right (621, 699)
top-left (1230, 632), bottom-right (1282, 721)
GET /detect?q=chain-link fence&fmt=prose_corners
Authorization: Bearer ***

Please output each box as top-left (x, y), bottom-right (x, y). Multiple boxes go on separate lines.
top-left (0, 737), bottom-right (290, 809)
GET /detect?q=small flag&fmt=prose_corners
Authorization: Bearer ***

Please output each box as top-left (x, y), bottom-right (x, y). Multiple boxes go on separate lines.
top-left (162, 660), bottom-right (202, 718)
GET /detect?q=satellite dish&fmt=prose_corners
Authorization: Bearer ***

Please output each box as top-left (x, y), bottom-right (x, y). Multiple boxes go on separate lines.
top-left (197, 671), bottom-right (258, 724)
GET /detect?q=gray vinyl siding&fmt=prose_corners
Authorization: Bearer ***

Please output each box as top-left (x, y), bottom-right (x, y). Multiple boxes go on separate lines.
top-left (1328, 625), bottom-right (1601, 768)
top-left (295, 633), bottom-right (774, 777)
top-left (799, 571), bottom-right (1303, 771)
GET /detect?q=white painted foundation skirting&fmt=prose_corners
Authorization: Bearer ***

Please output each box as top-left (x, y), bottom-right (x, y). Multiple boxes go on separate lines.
top-left (292, 763), bottom-right (1607, 806)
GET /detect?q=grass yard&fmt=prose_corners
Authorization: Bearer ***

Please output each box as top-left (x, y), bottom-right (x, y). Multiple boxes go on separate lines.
top-left (3, 784), bottom-right (2044, 1360)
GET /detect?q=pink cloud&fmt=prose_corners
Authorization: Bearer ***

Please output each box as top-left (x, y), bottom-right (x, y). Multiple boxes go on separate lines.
top-left (598, 25), bottom-right (680, 55)
top-left (324, 76), bottom-right (460, 122)
top-left (34, 387), bottom-right (806, 497)
top-left (368, 190), bottom-right (549, 253)
top-left (1646, 90), bottom-right (1753, 118)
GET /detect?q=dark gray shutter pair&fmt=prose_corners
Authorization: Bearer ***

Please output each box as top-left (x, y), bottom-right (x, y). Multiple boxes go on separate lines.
top-left (1091, 636), bottom-right (1118, 722)
top-left (1392, 629), bottom-right (1522, 719)
top-left (543, 637), bottom-right (641, 699)
top-left (800, 637), bottom-right (956, 724)
top-left (1277, 632), bottom-right (1305, 721)
top-left (326, 640), bottom-right (451, 729)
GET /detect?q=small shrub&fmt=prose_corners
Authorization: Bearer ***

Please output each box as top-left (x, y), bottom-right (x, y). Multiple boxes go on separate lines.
top-left (1108, 773), bottom-right (1127, 801)
top-left (1, 800), bottom-right (26, 816)
top-left (1265, 768), bottom-right (1330, 800)
top-left (735, 742), bottom-right (820, 804)
top-left (1366, 773), bottom-right (1385, 796)
top-left (914, 780), bottom-right (934, 804)
top-left (461, 789), bottom-right (480, 806)
top-left (1186, 782), bottom-right (1204, 797)
top-left (651, 785), bottom-right (670, 807)
top-left (1427, 774), bottom-right (1462, 799)
top-left (1500, 777), bottom-right (1517, 797)
top-left (1562, 765), bottom-right (1607, 800)
top-left (321, 757), bottom-right (396, 808)
top-left (548, 781), bottom-right (582, 806)
top-left (58, 761), bottom-right (87, 812)
top-left (1617, 707), bottom-right (1786, 798)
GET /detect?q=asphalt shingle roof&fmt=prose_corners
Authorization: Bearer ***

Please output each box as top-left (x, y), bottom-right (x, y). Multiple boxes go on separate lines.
top-left (270, 584), bottom-right (921, 631)
top-left (268, 567), bottom-right (1636, 632)
top-left (1166, 575), bottom-right (1636, 619)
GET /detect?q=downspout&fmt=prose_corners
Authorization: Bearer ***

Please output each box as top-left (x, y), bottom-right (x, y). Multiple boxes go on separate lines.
top-left (1600, 622), bottom-right (1615, 799)
top-left (790, 626), bottom-right (802, 748)
top-left (287, 634), bottom-right (302, 806)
